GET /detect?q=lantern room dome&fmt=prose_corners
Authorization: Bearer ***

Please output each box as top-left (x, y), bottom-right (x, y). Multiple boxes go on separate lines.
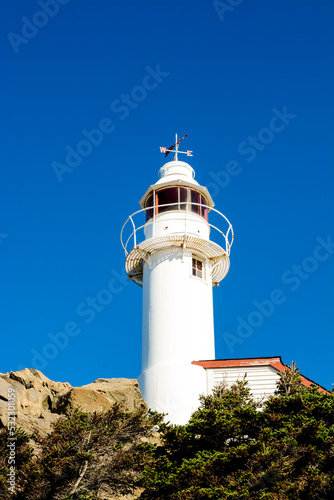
top-left (139, 160), bottom-right (214, 209)
top-left (155, 160), bottom-right (199, 187)
top-left (158, 160), bottom-right (195, 181)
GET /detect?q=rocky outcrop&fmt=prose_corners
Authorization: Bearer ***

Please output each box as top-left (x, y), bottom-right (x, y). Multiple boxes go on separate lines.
top-left (0, 368), bottom-right (146, 440)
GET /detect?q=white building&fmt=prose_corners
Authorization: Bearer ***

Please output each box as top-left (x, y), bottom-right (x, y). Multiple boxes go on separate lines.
top-left (192, 356), bottom-right (326, 403)
top-left (121, 138), bottom-right (328, 424)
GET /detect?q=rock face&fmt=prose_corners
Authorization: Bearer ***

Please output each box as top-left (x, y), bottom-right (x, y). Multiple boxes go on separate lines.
top-left (0, 368), bottom-right (146, 439)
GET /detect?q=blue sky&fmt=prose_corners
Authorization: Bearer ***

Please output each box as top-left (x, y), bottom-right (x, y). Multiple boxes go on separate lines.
top-left (1, 0), bottom-right (333, 391)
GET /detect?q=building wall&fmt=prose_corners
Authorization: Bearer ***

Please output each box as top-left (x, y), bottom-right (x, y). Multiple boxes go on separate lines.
top-left (206, 365), bottom-right (280, 401)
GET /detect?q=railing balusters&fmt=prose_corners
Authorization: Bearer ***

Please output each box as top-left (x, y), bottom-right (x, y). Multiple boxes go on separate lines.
top-left (121, 203), bottom-right (234, 257)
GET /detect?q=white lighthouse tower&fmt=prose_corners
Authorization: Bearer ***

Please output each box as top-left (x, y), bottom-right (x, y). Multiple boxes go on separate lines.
top-left (121, 135), bottom-right (234, 424)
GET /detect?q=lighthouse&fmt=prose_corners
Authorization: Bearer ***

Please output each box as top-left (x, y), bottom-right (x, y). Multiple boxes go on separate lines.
top-left (121, 135), bottom-right (234, 424)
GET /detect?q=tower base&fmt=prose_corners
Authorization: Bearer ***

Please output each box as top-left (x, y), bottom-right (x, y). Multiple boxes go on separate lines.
top-left (138, 362), bottom-right (207, 425)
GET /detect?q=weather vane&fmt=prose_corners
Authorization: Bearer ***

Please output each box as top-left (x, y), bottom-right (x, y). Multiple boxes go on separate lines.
top-left (160, 133), bottom-right (193, 161)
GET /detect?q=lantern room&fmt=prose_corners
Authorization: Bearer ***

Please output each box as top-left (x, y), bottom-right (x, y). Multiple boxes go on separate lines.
top-left (143, 186), bottom-right (209, 222)
top-left (121, 158), bottom-right (233, 288)
top-left (138, 160), bottom-right (214, 240)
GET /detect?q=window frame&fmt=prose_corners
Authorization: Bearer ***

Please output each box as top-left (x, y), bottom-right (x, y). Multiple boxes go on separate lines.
top-left (145, 187), bottom-right (208, 222)
top-left (191, 255), bottom-right (205, 280)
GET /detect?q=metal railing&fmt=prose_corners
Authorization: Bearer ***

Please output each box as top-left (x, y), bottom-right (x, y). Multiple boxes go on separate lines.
top-left (120, 201), bottom-right (234, 257)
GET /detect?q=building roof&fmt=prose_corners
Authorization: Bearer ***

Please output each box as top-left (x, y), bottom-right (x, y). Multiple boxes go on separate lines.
top-left (192, 356), bottom-right (330, 394)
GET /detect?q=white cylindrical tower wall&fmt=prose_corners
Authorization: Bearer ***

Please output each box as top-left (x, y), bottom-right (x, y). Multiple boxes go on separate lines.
top-left (139, 247), bottom-right (214, 423)
top-left (144, 211), bottom-right (210, 240)
top-left (141, 248), bottom-right (215, 372)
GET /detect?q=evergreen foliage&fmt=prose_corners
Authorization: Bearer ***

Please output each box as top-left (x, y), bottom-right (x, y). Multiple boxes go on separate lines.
top-left (0, 365), bottom-right (333, 499)
top-left (0, 405), bottom-right (162, 500)
top-left (275, 361), bottom-right (303, 395)
top-left (139, 369), bottom-right (334, 499)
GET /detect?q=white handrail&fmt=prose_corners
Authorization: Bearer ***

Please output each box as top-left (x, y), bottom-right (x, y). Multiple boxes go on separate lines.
top-left (120, 202), bottom-right (234, 257)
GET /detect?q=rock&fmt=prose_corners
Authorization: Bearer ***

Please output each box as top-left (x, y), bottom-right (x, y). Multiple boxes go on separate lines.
top-left (0, 369), bottom-right (146, 446)
top-left (52, 387), bottom-right (115, 414)
top-left (8, 368), bottom-right (64, 390)
top-left (82, 378), bottom-right (147, 412)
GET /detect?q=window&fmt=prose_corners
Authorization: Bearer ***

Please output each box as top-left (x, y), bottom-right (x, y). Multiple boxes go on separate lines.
top-left (145, 193), bottom-right (154, 221)
top-left (190, 190), bottom-right (200, 215)
top-left (179, 187), bottom-right (187, 210)
top-left (190, 191), bottom-right (208, 220)
top-left (192, 257), bottom-right (204, 279)
top-left (145, 188), bottom-right (209, 222)
top-left (200, 195), bottom-right (208, 220)
top-left (157, 187), bottom-right (178, 213)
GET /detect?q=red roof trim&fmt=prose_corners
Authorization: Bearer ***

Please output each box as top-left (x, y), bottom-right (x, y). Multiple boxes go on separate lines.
top-left (191, 357), bottom-right (330, 394)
